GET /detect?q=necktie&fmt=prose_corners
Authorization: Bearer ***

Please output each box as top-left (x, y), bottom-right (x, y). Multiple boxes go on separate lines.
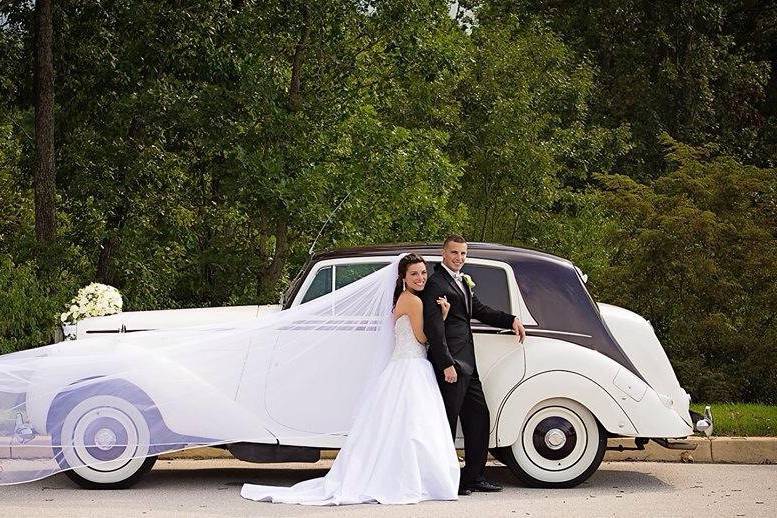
top-left (451, 271), bottom-right (467, 303)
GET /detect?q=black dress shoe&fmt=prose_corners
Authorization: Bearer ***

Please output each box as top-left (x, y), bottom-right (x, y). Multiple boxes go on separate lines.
top-left (468, 480), bottom-right (503, 492)
top-left (458, 486), bottom-right (472, 496)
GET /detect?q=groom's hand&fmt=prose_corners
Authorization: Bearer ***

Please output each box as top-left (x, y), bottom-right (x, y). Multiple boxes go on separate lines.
top-left (443, 365), bottom-right (457, 383)
top-left (512, 317), bottom-right (526, 343)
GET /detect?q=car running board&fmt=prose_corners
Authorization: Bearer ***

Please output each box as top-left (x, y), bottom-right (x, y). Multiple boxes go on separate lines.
top-left (227, 442), bottom-right (321, 463)
top-left (651, 438), bottom-right (698, 450)
top-left (606, 437), bottom-right (649, 451)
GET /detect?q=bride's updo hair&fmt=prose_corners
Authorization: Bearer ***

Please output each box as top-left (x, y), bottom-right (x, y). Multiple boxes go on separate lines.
top-left (393, 253), bottom-right (426, 305)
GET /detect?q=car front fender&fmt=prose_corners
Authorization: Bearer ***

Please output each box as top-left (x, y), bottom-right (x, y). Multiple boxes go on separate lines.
top-left (24, 348), bottom-right (276, 445)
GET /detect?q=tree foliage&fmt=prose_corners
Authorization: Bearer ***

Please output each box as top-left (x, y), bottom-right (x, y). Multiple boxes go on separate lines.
top-left (596, 138), bottom-right (776, 402)
top-left (491, 0), bottom-right (777, 176)
top-left (451, 10), bottom-right (630, 258)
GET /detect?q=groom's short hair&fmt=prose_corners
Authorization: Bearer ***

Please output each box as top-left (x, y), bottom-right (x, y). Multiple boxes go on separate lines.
top-left (443, 234), bottom-right (466, 248)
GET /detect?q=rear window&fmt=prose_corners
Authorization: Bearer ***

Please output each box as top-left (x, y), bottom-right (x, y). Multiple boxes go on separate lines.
top-left (425, 261), bottom-right (511, 320)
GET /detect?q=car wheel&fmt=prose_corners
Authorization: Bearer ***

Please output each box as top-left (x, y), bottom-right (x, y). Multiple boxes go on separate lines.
top-left (52, 394), bottom-right (157, 489)
top-left (497, 398), bottom-right (606, 488)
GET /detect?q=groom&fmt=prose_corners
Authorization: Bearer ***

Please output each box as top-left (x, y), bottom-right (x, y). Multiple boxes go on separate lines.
top-left (423, 235), bottom-right (526, 495)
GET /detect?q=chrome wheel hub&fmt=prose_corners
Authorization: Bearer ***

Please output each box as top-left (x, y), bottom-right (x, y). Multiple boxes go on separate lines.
top-left (94, 428), bottom-right (118, 451)
top-left (544, 428), bottom-right (567, 450)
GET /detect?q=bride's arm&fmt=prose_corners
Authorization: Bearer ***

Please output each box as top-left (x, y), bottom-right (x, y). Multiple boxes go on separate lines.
top-left (406, 295), bottom-right (428, 344)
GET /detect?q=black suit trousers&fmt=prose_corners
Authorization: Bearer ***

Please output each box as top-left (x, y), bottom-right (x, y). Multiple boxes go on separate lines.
top-left (436, 366), bottom-right (490, 487)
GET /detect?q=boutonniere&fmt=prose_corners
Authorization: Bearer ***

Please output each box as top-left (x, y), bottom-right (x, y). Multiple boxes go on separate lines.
top-left (462, 274), bottom-right (475, 289)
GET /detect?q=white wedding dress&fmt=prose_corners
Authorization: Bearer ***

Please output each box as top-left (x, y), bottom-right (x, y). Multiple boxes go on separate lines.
top-left (240, 314), bottom-right (460, 505)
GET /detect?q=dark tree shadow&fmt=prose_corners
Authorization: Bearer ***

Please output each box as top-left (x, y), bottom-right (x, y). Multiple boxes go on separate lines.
top-left (138, 466), bottom-right (332, 490)
top-left (485, 464), bottom-right (672, 493)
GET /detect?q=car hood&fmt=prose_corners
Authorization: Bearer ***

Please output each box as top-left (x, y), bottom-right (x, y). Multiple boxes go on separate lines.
top-left (72, 304), bottom-right (282, 339)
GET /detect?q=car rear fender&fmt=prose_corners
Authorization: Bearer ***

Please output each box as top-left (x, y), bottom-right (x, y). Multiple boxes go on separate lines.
top-left (494, 370), bottom-right (637, 448)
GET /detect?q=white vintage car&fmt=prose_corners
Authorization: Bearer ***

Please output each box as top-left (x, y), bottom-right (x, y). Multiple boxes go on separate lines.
top-left (16, 243), bottom-right (711, 489)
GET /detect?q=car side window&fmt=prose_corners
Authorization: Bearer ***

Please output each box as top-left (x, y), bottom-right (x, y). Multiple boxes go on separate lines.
top-left (299, 262), bottom-right (389, 304)
top-left (300, 266), bottom-right (332, 303)
top-left (461, 264), bottom-right (511, 316)
top-left (335, 263), bottom-right (388, 289)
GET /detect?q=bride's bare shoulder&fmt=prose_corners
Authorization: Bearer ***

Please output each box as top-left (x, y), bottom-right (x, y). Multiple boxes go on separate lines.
top-left (394, 291), bottom-right (422, 317)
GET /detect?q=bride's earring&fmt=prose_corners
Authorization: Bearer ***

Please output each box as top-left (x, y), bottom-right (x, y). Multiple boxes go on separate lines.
top-left (402, 279), bottom-right (406, 291)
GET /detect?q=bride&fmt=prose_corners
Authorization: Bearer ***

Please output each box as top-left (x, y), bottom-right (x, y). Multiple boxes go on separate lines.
top-left (241, 253), bottom-right (460, 505)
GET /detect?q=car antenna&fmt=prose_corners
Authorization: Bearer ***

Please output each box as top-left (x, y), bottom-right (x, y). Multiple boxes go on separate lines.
top-left (308, 192), bottom-right (351, 256)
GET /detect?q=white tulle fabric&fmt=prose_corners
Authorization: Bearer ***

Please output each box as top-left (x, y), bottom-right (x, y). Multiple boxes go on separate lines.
top-left (0, 255), bottom-right (436, 486)
top-left (240, 314), bottom-right (460, 505)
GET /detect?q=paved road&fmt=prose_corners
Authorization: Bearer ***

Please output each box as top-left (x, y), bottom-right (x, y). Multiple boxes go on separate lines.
top-left (2, 459), bottom-right (775, 517)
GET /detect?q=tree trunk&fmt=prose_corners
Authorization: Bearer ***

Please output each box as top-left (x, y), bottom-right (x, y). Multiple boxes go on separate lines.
top-left (95, 237), bottom-right (118, 284)
top-left (197, 158), bottom-right (223, 302)
top-left (252, 5), bottom-right (308, 301)
top-left (95, 116), bottom-right (142, 284)
top-left (95, 208), bottom-right (127, 285)
top-left (288, 4), bottom-right (310, 112)
top-left (33, 0), bottom-right (56, 243)
top-left (255, 217), bottom-right (290, 303)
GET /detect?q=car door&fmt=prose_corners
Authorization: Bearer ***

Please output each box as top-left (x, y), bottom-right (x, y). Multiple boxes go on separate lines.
top-left (259, 260), bottom-right (390, 436)
top-left (464, 261), bottom-right (530, 379)
top-left (463, 259), bottom-right (532, 441)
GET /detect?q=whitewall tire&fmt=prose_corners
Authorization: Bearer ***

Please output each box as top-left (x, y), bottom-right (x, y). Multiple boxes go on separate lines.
top-left (498, 398), bottom-right (606, 488)
top-left (54, 394), bottom-right (157, 489)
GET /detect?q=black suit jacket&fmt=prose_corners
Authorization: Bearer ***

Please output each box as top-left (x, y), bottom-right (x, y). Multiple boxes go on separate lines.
top-left (422, 264), bottom-right (515, 376)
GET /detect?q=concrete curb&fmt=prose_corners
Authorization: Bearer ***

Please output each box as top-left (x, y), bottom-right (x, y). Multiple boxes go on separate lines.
top-left (158, 437), bottom-right (777, 464)
top-left (0, 435), bottom-right (54, 460)
top-left (2, 436), bottom-right (773, 464)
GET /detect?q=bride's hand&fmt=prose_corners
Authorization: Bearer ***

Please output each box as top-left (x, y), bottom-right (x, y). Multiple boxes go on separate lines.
top-left (436, 296), bottom-right (450, 320)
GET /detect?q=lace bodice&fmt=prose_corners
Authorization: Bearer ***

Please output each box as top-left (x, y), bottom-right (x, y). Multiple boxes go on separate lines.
top-left (392, 314), bottom-right (428, 360)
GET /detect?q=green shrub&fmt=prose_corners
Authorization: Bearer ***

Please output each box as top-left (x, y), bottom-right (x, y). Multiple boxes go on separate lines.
top-left (595, 138), bottom-right (777, 403)
top-left (0, 256), bottom-right (64, 354)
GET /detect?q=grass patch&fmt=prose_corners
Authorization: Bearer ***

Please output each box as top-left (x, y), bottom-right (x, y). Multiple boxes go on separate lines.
top-left (691, 403), bottom-right (777, 437)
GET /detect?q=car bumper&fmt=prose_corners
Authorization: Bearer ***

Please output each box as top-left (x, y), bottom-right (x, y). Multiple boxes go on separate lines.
top-left (689, 406), bottom-right (714, 436)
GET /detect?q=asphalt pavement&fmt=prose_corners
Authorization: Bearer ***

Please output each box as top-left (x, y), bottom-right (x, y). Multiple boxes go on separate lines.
top-left (1, 459), bottom-right (775, 517)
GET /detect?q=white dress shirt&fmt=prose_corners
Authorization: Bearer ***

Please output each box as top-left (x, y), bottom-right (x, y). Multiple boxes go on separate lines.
top-left (441, 262), bottom-right (468, 299)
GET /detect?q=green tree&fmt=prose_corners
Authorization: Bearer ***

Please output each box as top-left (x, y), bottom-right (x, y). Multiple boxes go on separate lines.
top-left (450, 10), bottom-right (630, 264)
top-left (3, 0), bottom-right (470, 313)
top-left (490, 0), bottom-right (776, 176)
top-left (595, 137), bottom-right (777, 402)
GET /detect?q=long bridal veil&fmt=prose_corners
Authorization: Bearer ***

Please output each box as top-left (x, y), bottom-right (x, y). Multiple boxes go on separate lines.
top-left (0, 255), bottom-right (403, 485)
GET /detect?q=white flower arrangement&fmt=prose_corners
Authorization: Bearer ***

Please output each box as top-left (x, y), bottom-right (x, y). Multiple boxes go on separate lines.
top-left (60, 283), bottom-right (123, 325)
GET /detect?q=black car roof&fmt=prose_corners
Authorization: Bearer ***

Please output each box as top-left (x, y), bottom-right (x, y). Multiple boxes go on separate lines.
top-left (311, 242), bottom-right (573, 268)
top-left (298, 241), bottom-right (645, 382)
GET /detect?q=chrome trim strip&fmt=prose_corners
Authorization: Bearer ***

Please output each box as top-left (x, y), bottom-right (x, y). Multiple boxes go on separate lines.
top-left (471, 326), bottom-right (592, 338)
top-left (529, 329), bottom-right (593, 338)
